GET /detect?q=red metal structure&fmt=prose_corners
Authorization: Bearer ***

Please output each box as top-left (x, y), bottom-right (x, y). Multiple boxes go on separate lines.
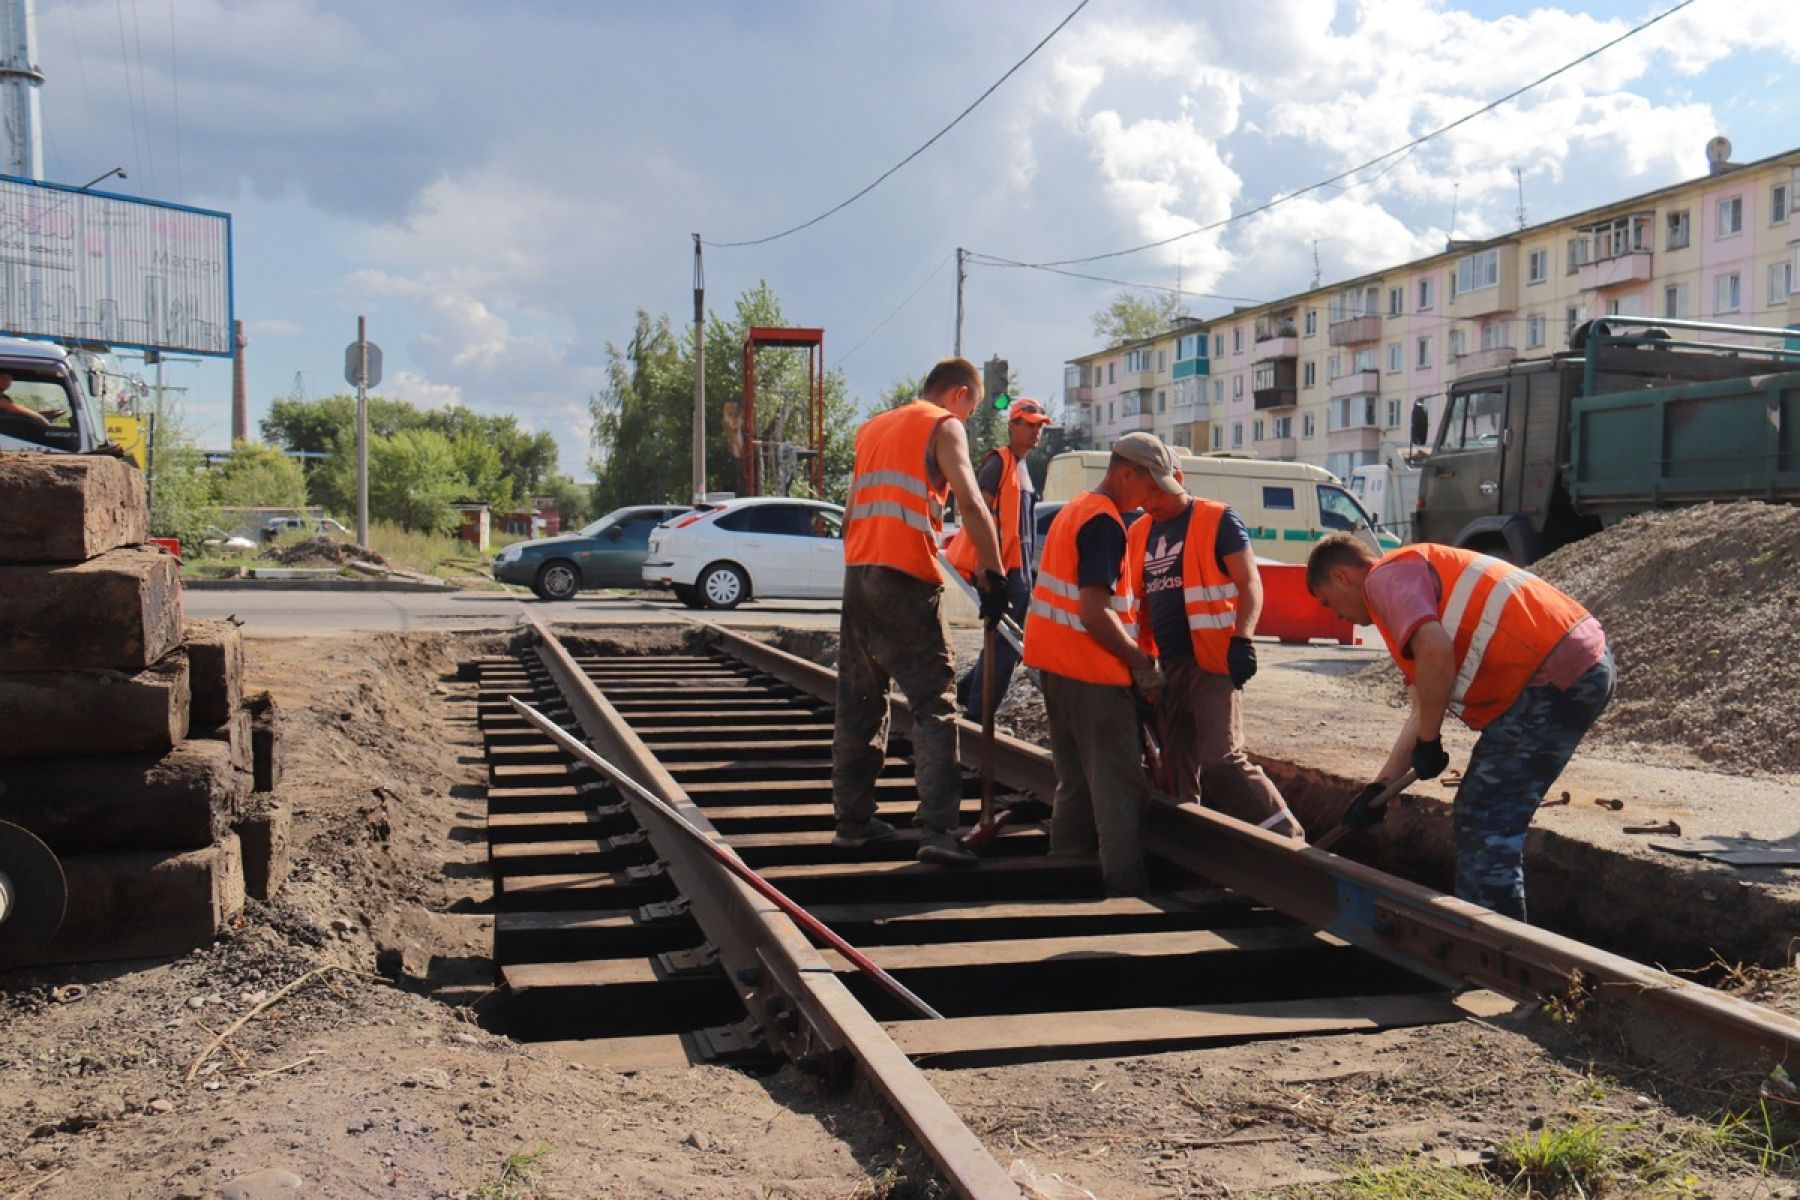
top-left (740, 326), bottom-right (825, 497)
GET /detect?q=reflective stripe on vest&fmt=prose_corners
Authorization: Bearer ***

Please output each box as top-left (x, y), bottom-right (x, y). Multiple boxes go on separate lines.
top-left (1124, 499), bottom-right (1241, 676)
top-left (1021, 491), bottom-right (1136, 686)
top-left (1369, 544), bottom-right (1590, 730)
top-left (842, 400), bottom-right (951, 582)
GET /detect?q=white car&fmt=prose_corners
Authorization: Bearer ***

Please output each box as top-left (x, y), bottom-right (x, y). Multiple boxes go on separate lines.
top-left (642, 497), bottom-right (844, 609)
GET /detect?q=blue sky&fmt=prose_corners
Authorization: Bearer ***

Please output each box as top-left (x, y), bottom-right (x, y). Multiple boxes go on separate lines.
top-left (27, 0), bottom-right (1800, 481)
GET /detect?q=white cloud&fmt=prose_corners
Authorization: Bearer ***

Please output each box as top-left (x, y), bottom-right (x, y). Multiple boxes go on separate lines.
top-left (385, 371), bottom-right (462, 410)
top-left (249, 318), bottom-right (302, 336)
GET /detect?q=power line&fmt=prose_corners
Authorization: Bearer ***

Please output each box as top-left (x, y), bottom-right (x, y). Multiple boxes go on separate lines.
top-left (965, 250), bottom-right (1259, 304)
top-left (112, 0), bottom-right (144, 181)
top-left (1015, 0), bottom-right (1699, 269)
top-left (166, 0), bottom-right (185, 200)
top-left (833, 251), bottom-right (955, 369)
top-left (706, 0), bottom-right (1091, 249)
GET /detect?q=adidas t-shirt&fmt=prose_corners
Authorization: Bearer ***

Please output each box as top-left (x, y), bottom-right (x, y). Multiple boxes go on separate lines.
top-left (1141, 502), bottom-right (1250, 664)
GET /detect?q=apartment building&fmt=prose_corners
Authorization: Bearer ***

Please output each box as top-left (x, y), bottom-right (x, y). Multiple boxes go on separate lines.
top-left (1063, 143), bottom-right (1800, 481)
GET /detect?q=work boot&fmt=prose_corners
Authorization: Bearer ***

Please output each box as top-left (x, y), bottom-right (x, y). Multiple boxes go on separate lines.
top-left (917, 830), bottom-right (979, 867)
top-left (831, 816), bottom-right (897, 850)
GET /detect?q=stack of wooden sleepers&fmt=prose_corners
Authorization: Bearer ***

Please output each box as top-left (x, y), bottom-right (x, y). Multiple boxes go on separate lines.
top-left (0, 453), bottom-right (287, 965)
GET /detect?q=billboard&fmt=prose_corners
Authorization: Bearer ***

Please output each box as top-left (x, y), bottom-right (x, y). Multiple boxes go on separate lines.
top-left (0, 175), bottom-right (232, 357)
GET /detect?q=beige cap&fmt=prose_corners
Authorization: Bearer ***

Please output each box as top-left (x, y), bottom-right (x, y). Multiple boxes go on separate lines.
top-left (1112, 432), bottom-right (1185, 495)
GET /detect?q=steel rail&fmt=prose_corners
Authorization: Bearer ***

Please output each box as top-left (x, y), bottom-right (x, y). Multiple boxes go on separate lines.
top-left (693, 620), bottom-right (1800, 1085)
top-left (525, 624), bottom-right (1025, 1199)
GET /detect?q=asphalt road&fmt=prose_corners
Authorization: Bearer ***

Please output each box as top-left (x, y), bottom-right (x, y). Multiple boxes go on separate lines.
top-left (183, 586), bottom-right (844, 637)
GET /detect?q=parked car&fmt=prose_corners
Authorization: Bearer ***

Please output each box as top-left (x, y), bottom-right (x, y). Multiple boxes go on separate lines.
top-left (493, 505), bottom-right (691, 601)
top-left (1027, 500), bottom-right (1145, 577)
top-left (642, 497), bottom-right (845, 609)
top-left (261, 515), bottom-right (351, 542)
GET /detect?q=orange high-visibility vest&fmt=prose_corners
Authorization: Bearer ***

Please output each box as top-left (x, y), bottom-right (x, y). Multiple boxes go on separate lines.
top-left (943, 446), bottom-right (1026, 579)
top-left (843, 400), bottom-right (952, 583)
top-left (1369, 544), bottom-right (1591, 730)
top-left (1022, 491), bottom-right (1137, 686)
top-left (1124, 498), bottom-right (1239, 676)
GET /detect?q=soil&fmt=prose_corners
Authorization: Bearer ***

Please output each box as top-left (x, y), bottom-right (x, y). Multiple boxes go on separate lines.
top-left (4, 625), bottom-right (1797, 1198)
top-left (262, 537), bottom-right (391, 570)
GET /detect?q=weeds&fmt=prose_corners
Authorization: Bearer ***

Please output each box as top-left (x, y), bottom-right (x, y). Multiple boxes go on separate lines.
top-left (473, 1144), bottom-right (551, 1199)
top-left (1303, 1156), bottom-right (1504, 1199)
top-left (1493, 1119), bottom-right (1614, 1195)
top-left (1694, 1099), bottom-right (1800, 1175)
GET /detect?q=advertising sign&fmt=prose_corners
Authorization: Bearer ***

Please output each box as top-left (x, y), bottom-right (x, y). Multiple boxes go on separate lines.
top-left (0, 175), bottom-right (233, 357)
top-left (103, 413), bottom-right (147, 468)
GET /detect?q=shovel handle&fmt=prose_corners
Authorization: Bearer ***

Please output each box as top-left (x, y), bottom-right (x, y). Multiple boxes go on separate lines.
top-left (1313, 768), bottom-right (1419, 852)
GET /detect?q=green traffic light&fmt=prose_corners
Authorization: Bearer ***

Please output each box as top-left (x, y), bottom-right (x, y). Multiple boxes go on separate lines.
top-left (992, 391), bottom-right (1010, 411)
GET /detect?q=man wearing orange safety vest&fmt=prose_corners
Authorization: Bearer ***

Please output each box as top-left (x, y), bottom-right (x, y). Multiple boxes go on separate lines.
top-left (1124, 477), bottom-right (1302, 838)
top-left (948, 397), bottom-right (1049, 722)
top-left (833, 357), bottom-right (1008, 867)
top-left (1307, 535), bottom-right (1615, 921)
top-left (1022, 433), bottom-right (1178, 896)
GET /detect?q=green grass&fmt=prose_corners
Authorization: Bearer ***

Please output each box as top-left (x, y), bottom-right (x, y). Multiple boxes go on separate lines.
top-left (1693, 1100), bottom-right (1800, 1176)
top-left (1492, 1120), bottom-right (1614, 1196)
top-left (473, 1144), bottom-right (550, 1199)
top-left (1305, 1157), bottom-right (1506, 1199)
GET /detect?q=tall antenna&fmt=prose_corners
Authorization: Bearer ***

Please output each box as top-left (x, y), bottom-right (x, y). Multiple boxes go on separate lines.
top-left (1448, 183), bottom-right (1461, 242)
top-left (290, 370), bottom-right (307, 401)
top-left (1513, 166), bottom-right (1526, 231)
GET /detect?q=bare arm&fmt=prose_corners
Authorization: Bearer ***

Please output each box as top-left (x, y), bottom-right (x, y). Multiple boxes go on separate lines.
top-left (0, 397), bottom-right (47, 424)
top-left (1222, 548), bottom-right (1262, 638)
top-left (1079, 586), bottom-right (1152, 671)
top-left (934, 419), bottom-right (1003, 576)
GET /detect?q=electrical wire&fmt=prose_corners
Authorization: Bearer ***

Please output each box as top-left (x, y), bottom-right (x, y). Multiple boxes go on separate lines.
top-left (706, 0), bottom-right (1091, 248)
top-left (1013, 0), bottom-right (1699, 268)
top-left (113, 0), bottom-right (144, 182)
top-left (166, 0), bottom-right (185, 200)
top-left (965, 250), bottom-right (1259, 303)
top-left (128, 0), bottom-right (157, 194)
top-left (832, 251), bottom-right (955, 369)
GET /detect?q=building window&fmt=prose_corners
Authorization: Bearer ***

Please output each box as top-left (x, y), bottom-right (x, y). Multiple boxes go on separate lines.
top-left (1233, 375), bottom-right (1243, 398)
top-left (1452, 249), bottom-right (1500, 298)
top-left (1302, 361), bottom-right (1317, 388)
top-left (1213, 379), bottom-right (1224, 405)
top-left (1274, 416), bottom-right (1293, 439)
top-left (1576, 214), bottom-right (1652, 263)
top-left (1123, 348), bottom-right (1154, 373)
top-left (1718, 196), bottom-right (1743, 238)
top-left (1157, 350), bottom-right (1166, 372)
top-left (1775, 183), bottom-right (1791, 225)
top-left (1416, 336), bottom-right (1432, 368)
top-left (1232, 328), bottom-right (1244, 353)
top-left (1231, 422), bottom-right (1243, 449)
top-left (1526, 312), bottom-right (1546, 348)
top-left (1156, 390), bottom-right (1166, 413)
top-left (1253, 419), bottom-right (1265, 440)
top-left (1327, 354), bottom-right (1340, 379)
top-left (1387, 287), bottom-right (1403, 316)
top-left (1386, 399), bottom-right (1401, 428)
top-left (1772, 261), bottom-right (1795, 306)
top-left (1213, 334), bottom-right (1225, 358)
top-left (1352, 347), bottom-right (1376, 373)
top-left (1387, 343), bottom-right (1402, 373)
top-left (1449, 328), bottom-right (1466, 358)
top-left (1662, 284), bottom-right (1689, 319)
top-left (1481, 322), bottom-right (1507, 351)
top-left (1417, 278), bottom-right (1435, 311)
top-left (1715, 271), bottom-right (1742, 313)
top-left (1108, 363), bottom-right (1116, 383)
top-left (1303, 309), bottom-right (1317, 337)
top-left (1108, 402), bottom-right (1115, 421)
top-left (1565, 306), bottom-right (1584, 341)
top-left (1527, 248), bottom-right (1548, 284)
top-left (1567, 237), bottom-right (1585, 274)
top-left (1302, 413), bottom-right (1316, 439)
top-left (1211, 424), bottom-right (1223, 450)
top-left (1667, 209), bottom-right (1690, 250)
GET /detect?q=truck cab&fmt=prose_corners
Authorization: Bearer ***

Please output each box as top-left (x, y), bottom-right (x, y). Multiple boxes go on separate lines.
top-left (0, 339), bottom-right (109, 456)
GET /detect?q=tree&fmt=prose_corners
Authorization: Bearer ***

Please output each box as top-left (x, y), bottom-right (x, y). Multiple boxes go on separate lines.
top-left (450, 431), bottom-right (517, 512)
top-left (1091, 290), bottom-right (1188, 346)
top-left (879, 375), bottom-right (922, 410)
top-left (145, 408), bottom-right (219, 547)
top-left (537, 473), bottom-right (594, 529)
top-left (212, 443), bottom-right (308, 510)
top-left (368, 429), bottom-right (464, 534)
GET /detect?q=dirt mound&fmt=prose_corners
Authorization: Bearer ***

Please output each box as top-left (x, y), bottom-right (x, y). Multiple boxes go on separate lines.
top-left (260, 536), bottom-right (390, 569)
top-left (1531, 502), bottom-right (1800, 771)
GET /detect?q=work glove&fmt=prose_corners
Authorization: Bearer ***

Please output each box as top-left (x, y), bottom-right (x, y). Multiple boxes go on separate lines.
top-left (977, 570), bottom-right (1009, 626)
top-left (1342, 781), bottom-right (1388, 831)
top-left (1226, 637), bottom-right (1257, 689)
top-left (1411, 735), bottom-right (1450, 781)
top-left (1130, 660), bottom-right (1166, 703)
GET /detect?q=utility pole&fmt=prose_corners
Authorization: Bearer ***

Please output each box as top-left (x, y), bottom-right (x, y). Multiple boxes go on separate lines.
top-left (356, 316), bottom-right (369, 547)
top-left (0, 0), bottom-right (46, 180)
top-left (231, 320), bottom-right (249, 445)
top-left (691, 235), bottom-right (706, 504)
top-left (953, 248), bottom-right (966, 359)
top-left (1514, 166), bottom-right (1527, 232)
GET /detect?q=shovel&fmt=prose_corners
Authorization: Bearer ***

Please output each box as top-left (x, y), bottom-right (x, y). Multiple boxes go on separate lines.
top-left (961, 620), bottom-right (1015, 850)
top-left (1312, 769), bottom-right (1419, 852)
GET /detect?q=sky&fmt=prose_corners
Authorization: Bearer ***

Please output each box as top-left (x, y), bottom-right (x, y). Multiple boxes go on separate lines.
top-left (24, 0), bottom-right (1800, 481)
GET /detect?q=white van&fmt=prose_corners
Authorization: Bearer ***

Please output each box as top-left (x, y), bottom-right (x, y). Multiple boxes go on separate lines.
top-left (1040, 450), bottom-right (1399, 565)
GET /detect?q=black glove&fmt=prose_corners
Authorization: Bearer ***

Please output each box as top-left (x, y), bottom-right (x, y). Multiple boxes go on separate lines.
top-left (1411, 736), bottom-right (1449, 781)
top-left (1226, 637), bottom-right (1257, 689)
top-left (1342, 782), bottom-right (1388, 831)
top-left (977, 571), bottom-right (1009, 625)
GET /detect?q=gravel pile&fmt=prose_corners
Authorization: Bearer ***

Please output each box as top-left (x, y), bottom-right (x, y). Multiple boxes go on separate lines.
top-left (261, 536), bottom-right (390, 568)
top-left (1532, 501), bottom-right (1800, 773)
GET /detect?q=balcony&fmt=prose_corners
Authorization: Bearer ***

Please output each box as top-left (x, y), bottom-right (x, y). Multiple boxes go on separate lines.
top-left (1252, 335), bottom-right (1299, 361)
top-left (1064, 385), bottom-right (1094, 406)
top-left (1455, 345), bottom-right (1519, 373)
top-left (1327, 314), bottom-right (1382, 346)
top-left (1577, 251), bottom-right (1653, 291)
top-left (1255, 436), bottom-right (1297, 460)
top-left (1115, 409), bottom-right (1156, 432)
top-left (1253, 388), bottom-right (1296, 411)
top-left (1326, 425), bottom-right (1382, 455)
top-left (1328, 369), bottom-right (1380, 400)
top-left (1122, 369), bottom-right (1157, 391)
top-left (1172, 356), bottom-right (1210, 379)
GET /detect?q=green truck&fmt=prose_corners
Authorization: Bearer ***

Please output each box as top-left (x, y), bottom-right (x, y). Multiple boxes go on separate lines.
top-left (1411, 317), bottom-right (1800, 563)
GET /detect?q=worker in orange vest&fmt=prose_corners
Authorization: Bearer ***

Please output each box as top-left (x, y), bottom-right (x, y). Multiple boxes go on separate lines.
top-left (1022, 432), bottom-right (1176, 896)
top-left (948, 396), bottom-right (1050, 721)
top-left (833, 357), bottom-right (1008, 867)
top-left (1307, 535), bottom-right (1615, 920)
top-left (1124, 475), bottom-right (1302, 837)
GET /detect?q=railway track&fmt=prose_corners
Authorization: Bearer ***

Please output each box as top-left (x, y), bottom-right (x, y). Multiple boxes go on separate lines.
top-left (471, 621), bottom-right (1800, 1198)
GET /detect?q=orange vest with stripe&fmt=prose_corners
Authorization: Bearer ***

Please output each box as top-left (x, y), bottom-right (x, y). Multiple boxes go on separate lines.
top-left (843, 400), bottom-right (951, 583)
top-left (943, 446), bottom-right (1025, 579)
top-left (1022, 491), bottom-right (1137, 686)
top-left (1369, 544), bottom-right (1591, 730)
top-left (1124, 499), bottom-right (1239, 676)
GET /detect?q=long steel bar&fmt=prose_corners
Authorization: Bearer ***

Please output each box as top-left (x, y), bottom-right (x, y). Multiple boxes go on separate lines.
top-left (525, 625), bottom-right (1023, 1199)
top-left (511, 698), bottom-right (944, 1020)
top-left (694, 620), bottom-right (1800, 1082)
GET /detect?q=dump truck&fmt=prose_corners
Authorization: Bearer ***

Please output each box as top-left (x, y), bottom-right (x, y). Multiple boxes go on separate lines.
top-left (0, 338), bottom-right (110, 456)
top-left (1411, 317), bottom-right (1800, 563)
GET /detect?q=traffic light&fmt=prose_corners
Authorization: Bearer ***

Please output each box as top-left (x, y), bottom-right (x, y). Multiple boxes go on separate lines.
top-left (983, 356), bottom-right (1010, 410)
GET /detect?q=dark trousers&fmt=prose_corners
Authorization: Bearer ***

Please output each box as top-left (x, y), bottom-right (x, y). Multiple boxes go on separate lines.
top-left (832, 565), bottom-right (963, 834)
top-left (1159, 659), bottom-right (1301, 837)
top-left (1041, 670), bottom-right (1153, 896)
top-left (1455, 647), bottom-right (1617, 921)
top-left (957, 567), bottom-right (1032, 721)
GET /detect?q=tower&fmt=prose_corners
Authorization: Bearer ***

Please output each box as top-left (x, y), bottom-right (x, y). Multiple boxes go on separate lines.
top-left (0, 0), bottom-right (45, 180)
